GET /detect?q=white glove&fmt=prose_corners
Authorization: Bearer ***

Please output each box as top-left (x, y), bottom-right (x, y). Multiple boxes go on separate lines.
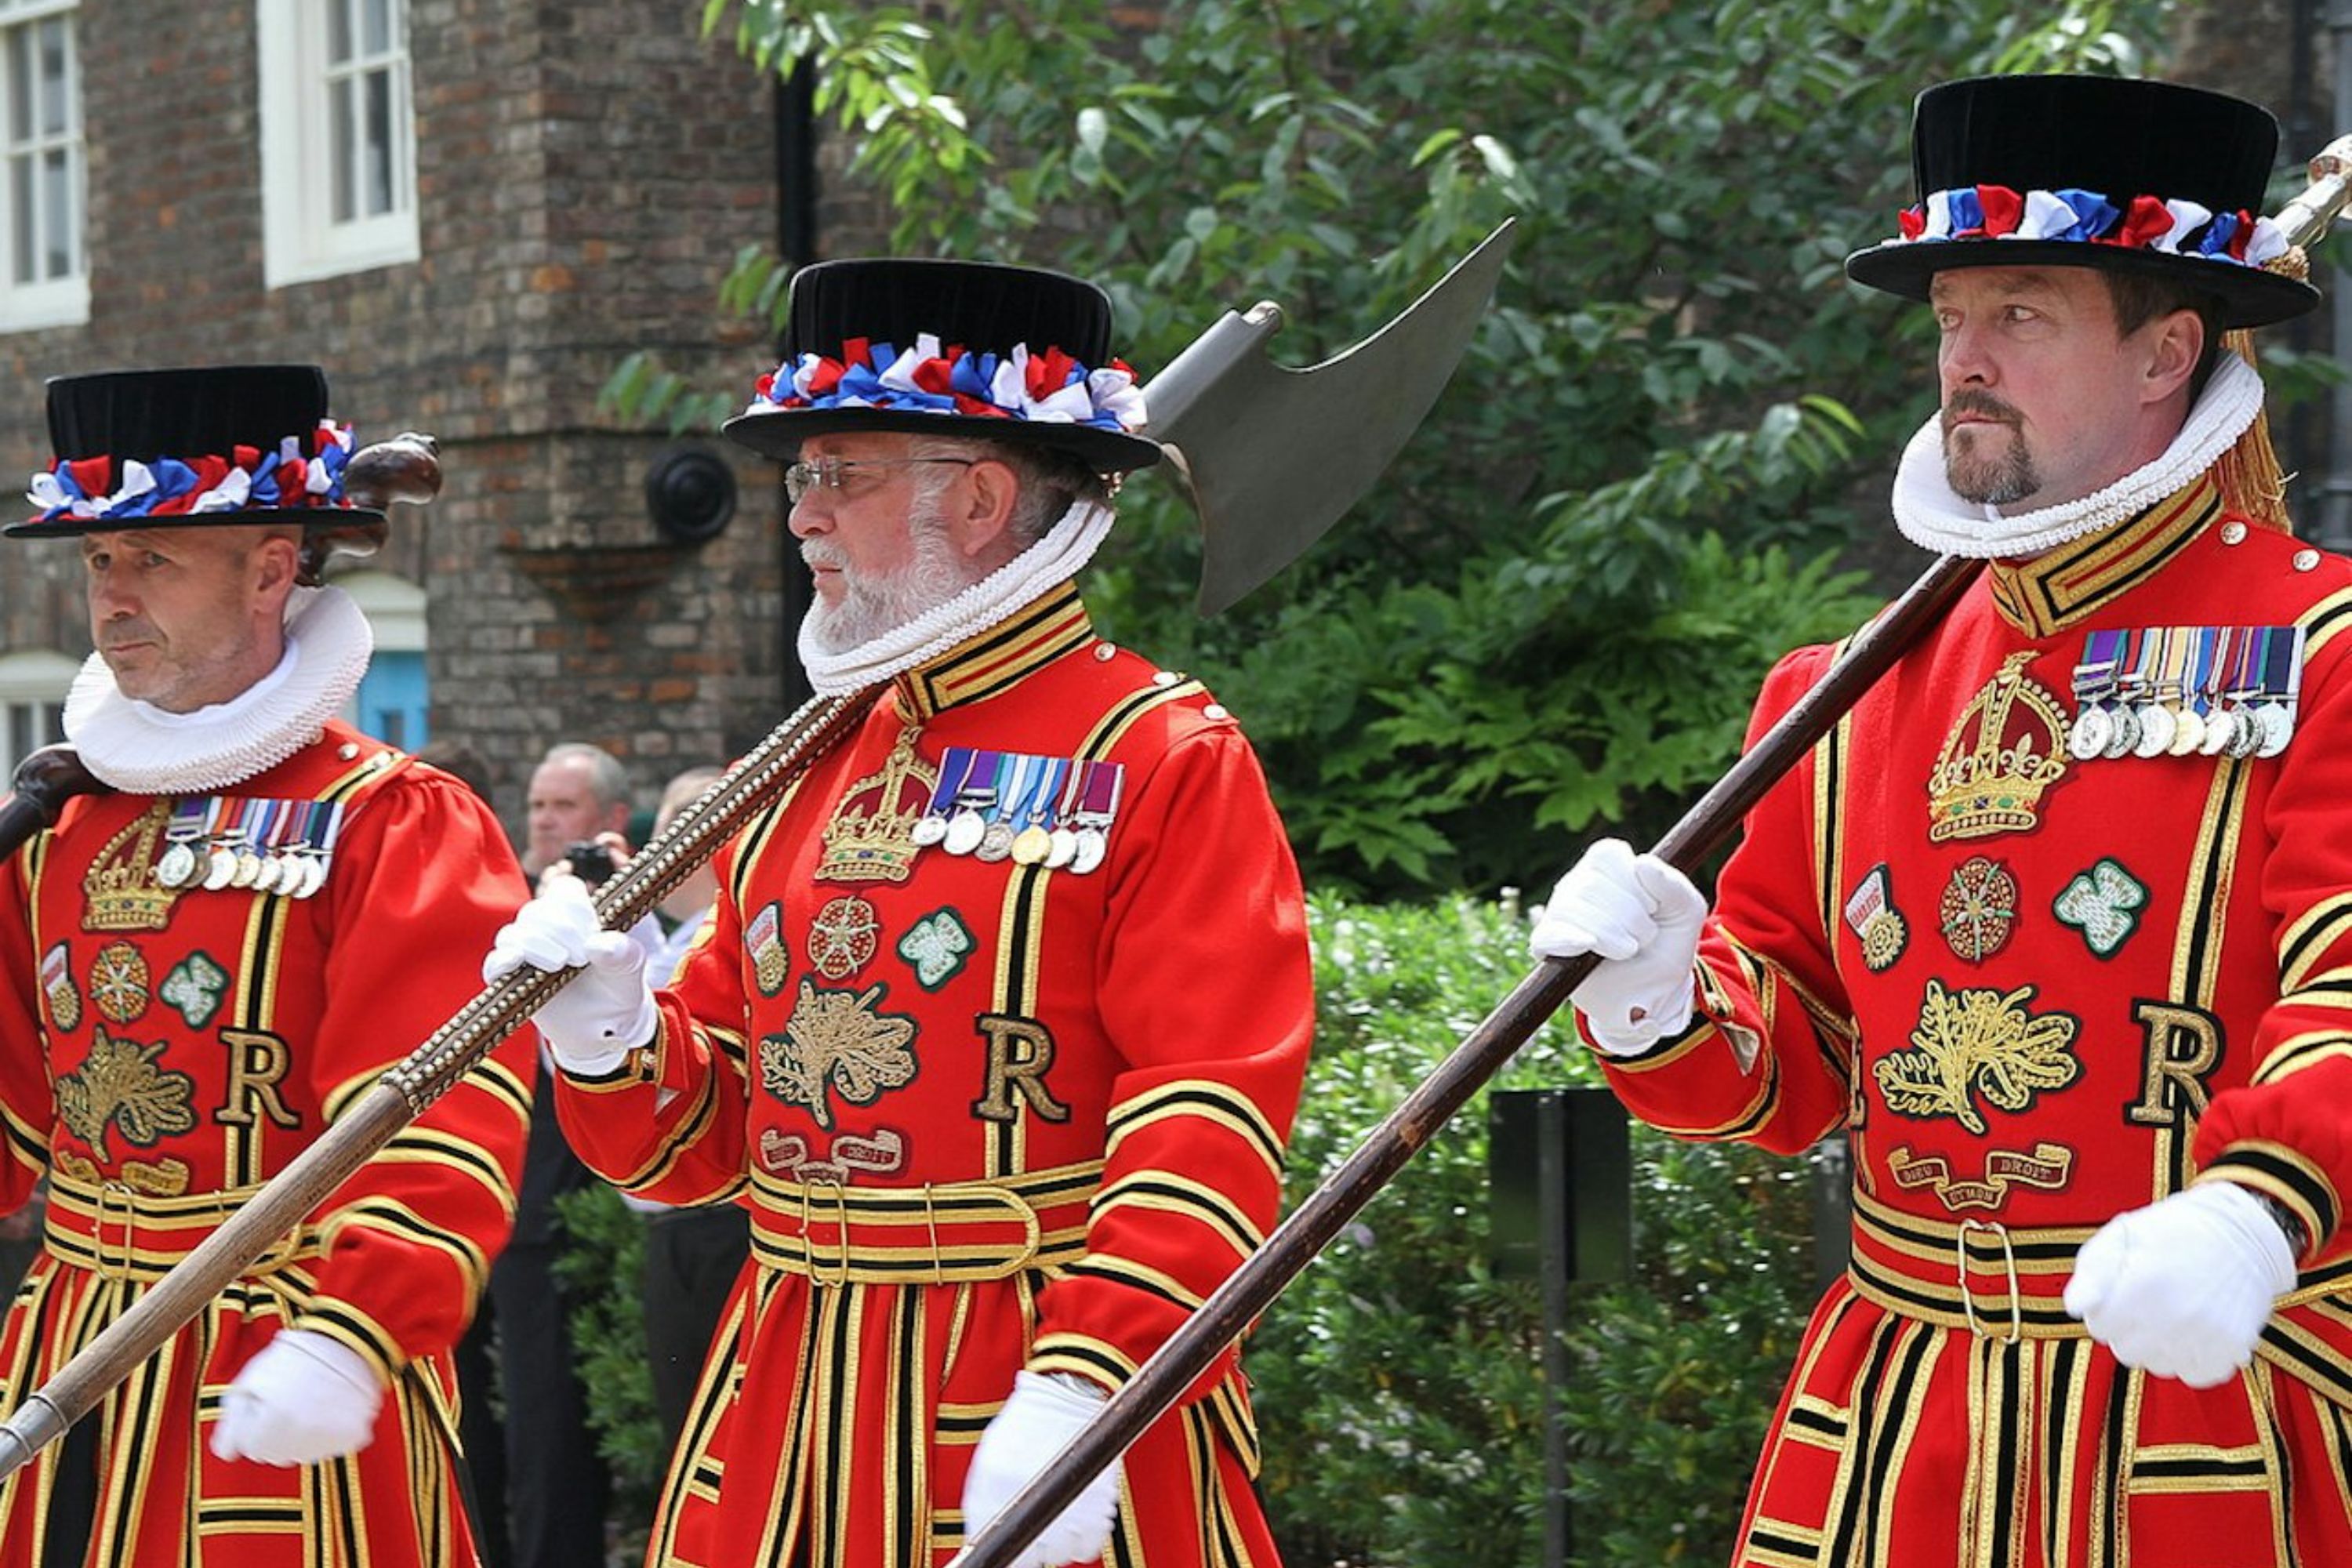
top-left (481, 875), bottom-right (657, 1076)
top-left (1528, 838), bottom-right (1706, 1054)
top-left (962, 1370), bottom-right (1123, 1567)
top-left (2064, 1182), bottom-right (2298, 1388)
top-left (210, 1328), bottom-right (383, 1466)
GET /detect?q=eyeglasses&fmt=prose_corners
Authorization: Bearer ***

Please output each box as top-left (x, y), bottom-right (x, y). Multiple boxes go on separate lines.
top-left (783, 456), bottom-right (975, 505)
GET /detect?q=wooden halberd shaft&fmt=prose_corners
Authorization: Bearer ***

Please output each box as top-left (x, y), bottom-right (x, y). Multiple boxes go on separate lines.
top-left (943, 550), bottom-right (1988, 1568)
top-left (953, 122), bottom-right (2352, 1568)
top-left (0, 686), bottom-right (878, 1481)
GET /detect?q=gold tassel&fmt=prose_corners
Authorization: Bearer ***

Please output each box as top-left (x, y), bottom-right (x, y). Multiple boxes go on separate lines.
top-left (2212, 245), bottom-right (2310, 533)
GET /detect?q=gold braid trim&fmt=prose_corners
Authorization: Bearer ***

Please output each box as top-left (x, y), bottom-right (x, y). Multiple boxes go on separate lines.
top-left (2214, 244), bottom-right (2310, 532)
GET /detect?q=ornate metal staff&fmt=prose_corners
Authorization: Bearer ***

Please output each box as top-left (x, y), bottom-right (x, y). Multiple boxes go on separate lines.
top-left (0, 427), bottom-right (882, 1476)
top-left (0, 227), bottom-right (1520, 1480)
top-left (948, 134), bottom-right (2352, 1568)
top-left (0, 681), bottom-right (878, 1479)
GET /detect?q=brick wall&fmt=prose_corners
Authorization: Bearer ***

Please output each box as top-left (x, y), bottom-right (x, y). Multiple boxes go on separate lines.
top-left (0, 0), bottom-right (844, 834)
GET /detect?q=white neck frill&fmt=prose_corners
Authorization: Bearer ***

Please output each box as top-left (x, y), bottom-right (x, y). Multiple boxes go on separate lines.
top-left (1891, 352), bottom-right (2265, 560)
top-left (797, 499), bottom-right (1116, 695)
top-left (64, 585), bottom-right (376, 794)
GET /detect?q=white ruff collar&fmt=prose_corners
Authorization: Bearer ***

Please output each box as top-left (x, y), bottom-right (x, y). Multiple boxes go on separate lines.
top-left (797, 499), bottom-right (1115, 695)
top-left (1891, 353), bottom-right (2264, 559)
top-left (64, 585), bottom-right (375, 793)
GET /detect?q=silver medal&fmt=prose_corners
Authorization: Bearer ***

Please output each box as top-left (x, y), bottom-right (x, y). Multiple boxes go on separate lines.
top-left (2068, 706), bottom-right (2112, 762)
top-left (2226, 702), bottom-right (2264, 758)
top-left (2131, 703), bottom-right (2173, 758)
top-left (975, 821), bottom-right (1016, 862)
top-left (910, 814), bottom-right (949, 848)
top-left (943, 808), bottom-right (986, 856)
top-left (1070, 825), bottom-right (1107, 875)
top-left (1045, 826), bottom-right (1078, 869)
top-left (203, 845), bottom-right (239, 891)
top-left (156, 842), bottom-right (198, 889)
top-left (2100, 704), bottom-right (2140, 760)
top-left (2255, 701), bottom-right (2293, 757)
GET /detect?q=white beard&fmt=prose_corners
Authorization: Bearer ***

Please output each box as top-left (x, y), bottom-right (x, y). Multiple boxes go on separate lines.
top-left (793, 497), bottom-right (1118, 696)
top-left (800, 504), bottom-right (976, 655)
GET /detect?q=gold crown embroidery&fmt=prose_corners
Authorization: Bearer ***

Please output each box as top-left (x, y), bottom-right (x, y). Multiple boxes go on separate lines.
top-left (818, 728), bottom-right (938, 884)
top-left (81, 803), bottom-right (180, 933)
top-left (1926, 652), bottom-right (2071, 842)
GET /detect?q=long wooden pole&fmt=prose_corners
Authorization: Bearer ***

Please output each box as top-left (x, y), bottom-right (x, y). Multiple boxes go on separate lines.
top-left (947, 551), bottom-right (1984, 1567)
top-left (0, 684), bottom-right (880, 1480)
top-left (950, 128), bottom-right (2352, 1568)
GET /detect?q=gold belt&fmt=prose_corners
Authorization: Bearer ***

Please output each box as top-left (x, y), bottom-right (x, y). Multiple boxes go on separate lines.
top-left (747, 1159), bottom-right (1101, 1287)
top-left (42, 1165), bottom-right (323, 1285)
top-left (1846, 1185), bottom-right (2352, 1340)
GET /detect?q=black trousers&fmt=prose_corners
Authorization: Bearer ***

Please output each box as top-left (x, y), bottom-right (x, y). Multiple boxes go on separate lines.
top-left (488, 1080), bottom-right (611, 1567)
top-left (640, 1203), bottom-right (752, 1457)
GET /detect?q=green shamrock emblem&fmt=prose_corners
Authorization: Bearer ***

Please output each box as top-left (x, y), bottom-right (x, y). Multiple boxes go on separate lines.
top-left (2052, 858), bottom-right (2147, 958)
top-left (160, 953), bottom-right (230, 1029)
top-left (897, 909), bottom-right (975, 991)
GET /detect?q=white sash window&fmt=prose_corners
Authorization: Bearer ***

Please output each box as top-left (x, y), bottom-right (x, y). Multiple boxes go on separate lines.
top-left (0, 0), bottom-right (85, 332)
top-left (258, 0), bottom-right (419, 287)
top-left (0, 649), bottom-right (73, 778)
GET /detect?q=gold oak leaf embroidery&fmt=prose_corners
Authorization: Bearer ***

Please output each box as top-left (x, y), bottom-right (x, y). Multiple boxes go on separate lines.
top-left (762, 979), bottom-right (918, 1130)
top-left (54, 1026), bottom-right (198, 1160)
top-left (1873, 980), bottom-right (2080, 1136)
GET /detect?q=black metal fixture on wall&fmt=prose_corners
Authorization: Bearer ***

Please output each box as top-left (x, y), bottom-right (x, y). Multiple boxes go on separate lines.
top-left (644, 444), bottom-right (739, 545)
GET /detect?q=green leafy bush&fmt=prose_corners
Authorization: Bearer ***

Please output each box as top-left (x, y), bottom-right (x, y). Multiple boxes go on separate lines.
top-left (552, 892), bottom-right (1824, 1564)
top-left (613, 0), bottom-right (2186, 897)
top-left (1253, 891), bottom-right (1820, 1566)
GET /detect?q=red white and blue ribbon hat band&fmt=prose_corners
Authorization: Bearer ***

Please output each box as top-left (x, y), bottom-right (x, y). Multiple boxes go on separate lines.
top-left (1844, 74), bottom-right (2321, 330)
top-left (7, 365), bottom-right (385, 539)
top-left (722, 257), bottom-right (1163, 472)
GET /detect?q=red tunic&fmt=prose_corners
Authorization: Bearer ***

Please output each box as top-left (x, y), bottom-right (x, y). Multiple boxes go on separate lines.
top-left (1594, 476), bottom-right (2352, 1566)
top-left (0, 720), bottom-right (533, 1568)
top-left (555, 583), bottom-right (1315, 1568)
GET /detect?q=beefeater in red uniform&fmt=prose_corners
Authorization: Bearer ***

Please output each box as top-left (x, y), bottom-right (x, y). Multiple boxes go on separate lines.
top-left (1532, 75), bottom-right (2352, 1567)
top-left (0, 366), bottom-right (532, 1566)
top-left (485, 260), bottom-right (1315, 1568)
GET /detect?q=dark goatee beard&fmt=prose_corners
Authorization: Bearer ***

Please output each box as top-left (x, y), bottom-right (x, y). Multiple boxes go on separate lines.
top-left (1943, 396), bottom-right (2039, 507)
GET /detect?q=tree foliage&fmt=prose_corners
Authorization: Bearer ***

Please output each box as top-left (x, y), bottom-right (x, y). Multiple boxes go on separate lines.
top-left (613, 0), bottom-right (2181, 899)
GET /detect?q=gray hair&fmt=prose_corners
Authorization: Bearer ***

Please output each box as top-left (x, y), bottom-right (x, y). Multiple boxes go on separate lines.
top-left (537, 741), bottom-right (630, 811)
top-left (909, 434), bottom-right (1113, 548)
top-left (655, 764), bottom-right (726, 826)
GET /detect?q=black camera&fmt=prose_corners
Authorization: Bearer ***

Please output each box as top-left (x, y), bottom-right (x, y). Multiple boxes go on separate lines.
top-left (564, 840), bottom-right (619, 887)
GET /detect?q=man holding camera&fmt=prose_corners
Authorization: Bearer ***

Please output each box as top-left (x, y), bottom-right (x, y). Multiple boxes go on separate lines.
top-left (485, 260), bottom-right (1316, 1568)
top-left (521, 740), bottom-right (633, 880)
top-left (481, 740), bottom-right (633, 1566)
